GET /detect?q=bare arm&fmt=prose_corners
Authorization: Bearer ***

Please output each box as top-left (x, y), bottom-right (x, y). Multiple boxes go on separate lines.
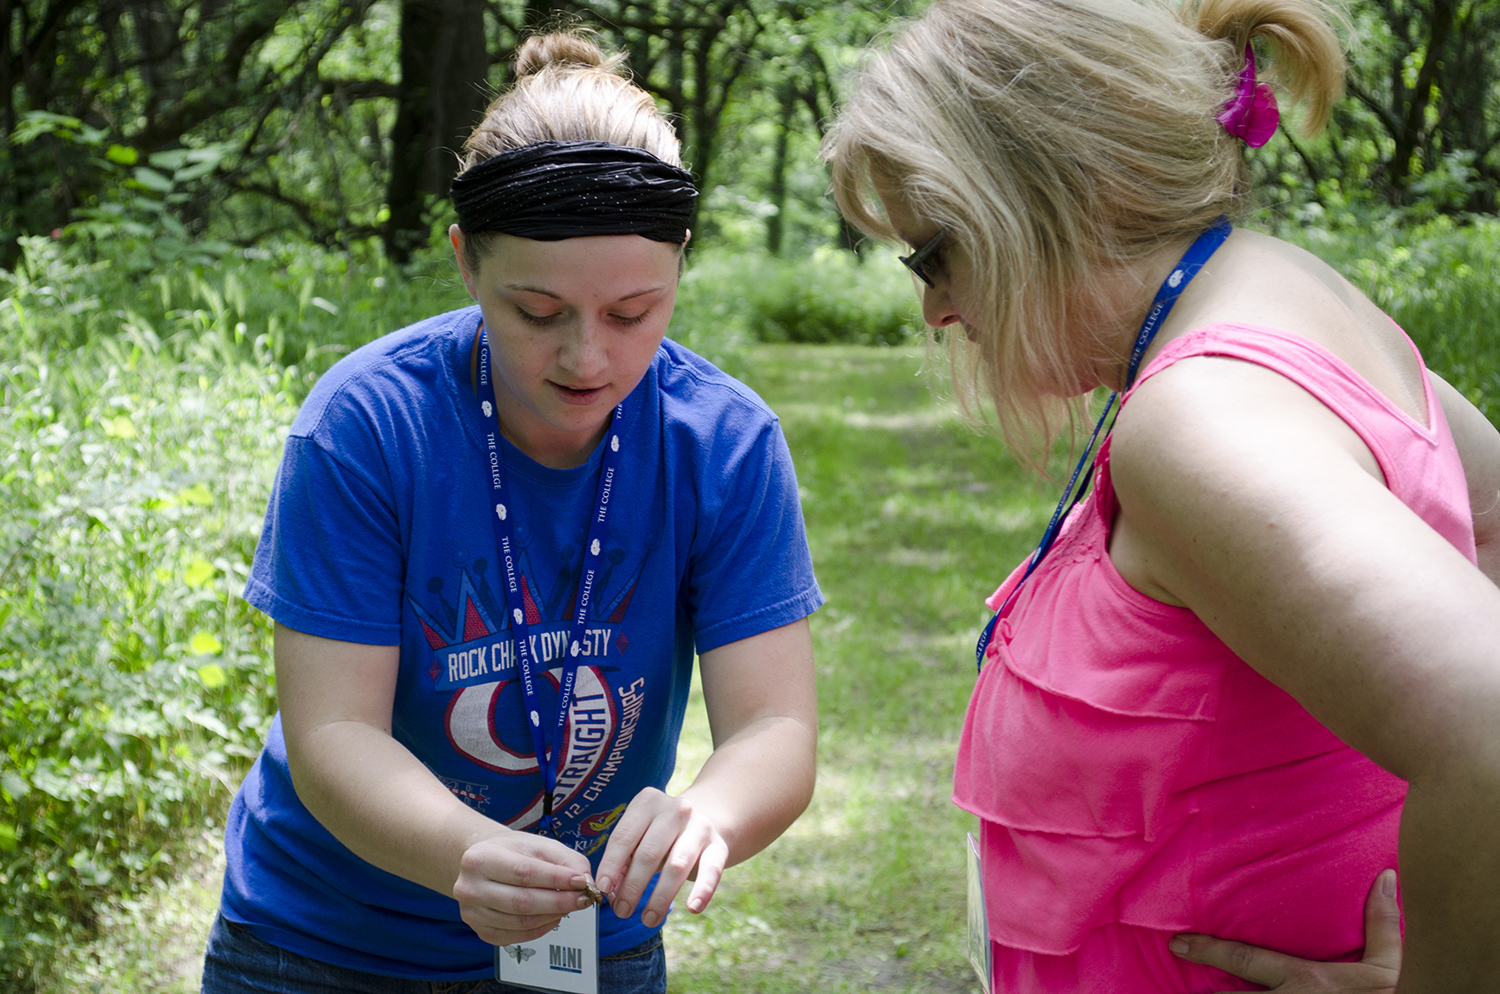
top-left (1111, 358), bottom-right (1500, 993)
top-left (274, 623), bottom-right (594, 944)
top-left (1429, 372), bottom-right (1500, 585)
top-left (595, 617), bottom-right (818, 926)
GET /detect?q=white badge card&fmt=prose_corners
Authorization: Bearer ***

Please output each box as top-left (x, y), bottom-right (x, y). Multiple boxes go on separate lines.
top-left (966, 832), bottom-right (992, 993)
top-left (496, 903), bottom-right (599, 994)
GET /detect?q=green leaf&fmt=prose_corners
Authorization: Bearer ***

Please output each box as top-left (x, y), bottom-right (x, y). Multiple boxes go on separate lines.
top-left (11, 111), bottom-right (84, 145)
top-left (0, 823), bottom-right (16, 852)
top-left (105, 144), bottom-right (139, 166)
top-left (178, 482), bottom-right (214, 505)
top-left (189, 631), bottom-right (223, 656)
top-left (148, 149), bottom-right (190, 172)
top-left (132, 166), bottom-right (174, 193)
top-left (186, 707), bottom-right (230, 737)
top-left (103, 415), bottom-right (137, 439)
top-left (173, 159), bottom-right (219, 182)
top-left (183, 556), bottom-right (216, 587)
top-left (1, 771), bottom-right (28, 801)
top-left (195, 664), bottom-right (227, 689)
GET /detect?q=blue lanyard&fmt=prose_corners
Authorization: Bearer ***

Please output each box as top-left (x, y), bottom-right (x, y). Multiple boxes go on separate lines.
top-left (974, 217), bottom-right (1233, 670)
top-left (475, 323), bottom-right (629, 836)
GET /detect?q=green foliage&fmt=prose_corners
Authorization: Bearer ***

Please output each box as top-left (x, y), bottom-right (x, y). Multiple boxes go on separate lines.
top-left (0, 234), bottom-right (475, 990)
top-left (0, 272), bottom-right (288, 990)
top-left (677, 248), bottom-right (922, 350)
top-left (1275, 213), bottom-right (1500, 422)
top-left (10, 111), bottom-right (242, 268)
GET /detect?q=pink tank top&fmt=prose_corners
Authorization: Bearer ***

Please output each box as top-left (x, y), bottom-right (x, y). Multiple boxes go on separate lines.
top-left (952, 324), bottom-right (1475, 989)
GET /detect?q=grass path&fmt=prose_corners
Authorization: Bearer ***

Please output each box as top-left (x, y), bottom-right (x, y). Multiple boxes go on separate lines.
top-left (46, 344), bottom-right (1051, 994)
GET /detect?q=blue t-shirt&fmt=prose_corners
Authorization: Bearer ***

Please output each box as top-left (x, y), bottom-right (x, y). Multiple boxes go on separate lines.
top-left (224, 306), bottom-right (822, 980)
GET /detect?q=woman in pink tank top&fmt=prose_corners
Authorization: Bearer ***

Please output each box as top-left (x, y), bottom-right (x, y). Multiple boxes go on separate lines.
top-left (823, 1), bottom-right (1500, 992)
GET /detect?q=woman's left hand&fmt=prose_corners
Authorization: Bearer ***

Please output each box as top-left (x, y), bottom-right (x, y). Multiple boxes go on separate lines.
top-left (594, 786), bottom-right (729, 927)
top-left (1169, 869), bottom-right (1401, 993)
top-left (594, 618), bottom-right (818, 930)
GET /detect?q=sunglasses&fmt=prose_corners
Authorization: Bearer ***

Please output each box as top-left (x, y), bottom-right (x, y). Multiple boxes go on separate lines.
top-left (898, 227), bottom-right (950, 288)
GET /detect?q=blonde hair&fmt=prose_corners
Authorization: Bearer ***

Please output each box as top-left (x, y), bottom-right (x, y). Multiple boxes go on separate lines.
top-left (458, 30), bottom-right (684, 266)
top-left (823, 0), bottom-right (1344, 458)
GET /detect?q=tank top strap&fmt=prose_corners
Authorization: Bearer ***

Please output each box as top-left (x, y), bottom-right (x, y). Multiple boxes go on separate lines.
top-left (1098, 321), bottom-right (1476, 564)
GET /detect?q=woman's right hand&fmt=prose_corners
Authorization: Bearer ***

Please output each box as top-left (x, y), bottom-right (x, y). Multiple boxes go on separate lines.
top-left (452, 830), bottom-right (599, 946)
top-left (1169, 870), bottom-right (1401, 993)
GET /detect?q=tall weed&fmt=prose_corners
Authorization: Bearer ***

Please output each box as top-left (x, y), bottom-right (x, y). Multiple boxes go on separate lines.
top-left (0, 257), bottom-right (308, 987)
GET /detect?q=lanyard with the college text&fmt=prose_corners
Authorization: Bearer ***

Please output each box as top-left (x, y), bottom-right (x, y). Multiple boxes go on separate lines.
top-left (476, 323), bottom-right (629, 837)
top-left (974, 217), bottom-right (1233, 671)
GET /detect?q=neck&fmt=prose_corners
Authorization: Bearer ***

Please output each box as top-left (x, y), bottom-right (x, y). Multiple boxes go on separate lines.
top-left (502, 419), bottom-right (610, 470)
top-left (1089, 233), bottom-right (1209, 394)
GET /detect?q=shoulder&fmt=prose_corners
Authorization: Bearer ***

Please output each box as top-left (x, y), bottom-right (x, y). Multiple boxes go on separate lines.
top-left (1111, 347), bottom-right (1376, 504)
top-left (290, 305), bottom-right (478, 443)
top-left (651, 338), bottom-right (783, 453)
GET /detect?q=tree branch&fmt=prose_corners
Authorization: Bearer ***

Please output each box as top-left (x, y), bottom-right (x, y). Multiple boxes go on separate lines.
top-left (1345, 78), bottom-right (1402, 142)
top-left (127, 0), bottom-right (299, 148)
top-left (320, 78), bottom-right (401, 101)
top-left (220, 173), bottom-right (381, 247)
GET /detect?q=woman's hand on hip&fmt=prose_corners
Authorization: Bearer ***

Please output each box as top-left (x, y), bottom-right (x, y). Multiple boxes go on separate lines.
top-left (452, 829), bottom-right (597, 946)
top-left (1170, 869), bottom-right (1400, 993)
top-left (594, 786), bottom-right (729, 928)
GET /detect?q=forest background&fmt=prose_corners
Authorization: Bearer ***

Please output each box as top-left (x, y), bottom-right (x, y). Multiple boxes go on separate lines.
top-left (1, 0), bottom-right (1498, 991)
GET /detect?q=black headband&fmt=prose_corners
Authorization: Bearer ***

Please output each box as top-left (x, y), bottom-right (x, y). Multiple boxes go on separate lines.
top-left (450, 140), bottom-right (697, 243)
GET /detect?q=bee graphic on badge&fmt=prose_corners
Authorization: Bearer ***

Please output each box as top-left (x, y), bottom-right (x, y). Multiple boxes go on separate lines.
top-left (503, 945), bottom-right (535, 963)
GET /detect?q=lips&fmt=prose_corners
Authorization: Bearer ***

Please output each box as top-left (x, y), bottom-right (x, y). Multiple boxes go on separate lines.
top-left (549, 381), bottom-right (607, 406)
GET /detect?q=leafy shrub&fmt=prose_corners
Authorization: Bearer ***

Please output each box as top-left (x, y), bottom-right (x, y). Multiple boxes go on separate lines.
top-left (676, 247), bottom-right (921, 349)
top-left (0, 244), bottom-right (325, 987)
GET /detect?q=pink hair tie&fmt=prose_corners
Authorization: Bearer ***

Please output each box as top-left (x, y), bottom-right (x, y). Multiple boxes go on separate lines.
top-left (1218, 43), bottom-right (1279, 147)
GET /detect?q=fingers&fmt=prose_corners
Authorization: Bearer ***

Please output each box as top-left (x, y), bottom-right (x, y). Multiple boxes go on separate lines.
top-left (1169, 933), bottom-right (1301, 989)
top-left (1361, 869), bottom-right (1403, 972)
top-left (639, 816), bottom-right (730, 925)
top-left (598, 789), bottom-right (686, 922)
top-left (1169, 874), bottom-right (1402, 994)
top-left (596, 788), bottom-right (728, 926)
top-left (454, 831), bottom-right (598, 945)
top-left (683, 836), bottom-right (728, 914)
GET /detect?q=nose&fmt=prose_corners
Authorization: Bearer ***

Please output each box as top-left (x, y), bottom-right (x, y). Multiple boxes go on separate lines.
top-left (557, 318), bottom-right (608, 380)
top-left (919, 278), bottom-right (962, 329)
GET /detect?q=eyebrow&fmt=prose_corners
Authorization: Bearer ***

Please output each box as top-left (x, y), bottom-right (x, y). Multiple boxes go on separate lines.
top-left (501, 283), bottom-right (669, 303)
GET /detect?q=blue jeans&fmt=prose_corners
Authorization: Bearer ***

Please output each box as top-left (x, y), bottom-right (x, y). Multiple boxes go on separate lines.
top-left (200, 913), bottom-right (667, 994)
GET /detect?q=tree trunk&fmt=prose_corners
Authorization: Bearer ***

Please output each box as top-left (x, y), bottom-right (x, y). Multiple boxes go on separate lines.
top-left (1386, 0), bottom-right (1458, 199)
top-left (384, 0), bottom-right (489, 264)
top-left (765, 80), bottom-right (793, 255)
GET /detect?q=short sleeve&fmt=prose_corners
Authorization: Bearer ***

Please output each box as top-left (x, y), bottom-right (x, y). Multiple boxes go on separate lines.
top-left (685, 420), bottom-right (822, 653)
top-left (243, 434), bottom-right (405, 645)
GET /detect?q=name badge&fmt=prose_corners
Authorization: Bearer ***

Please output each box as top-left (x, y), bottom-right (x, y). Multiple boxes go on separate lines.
top-left (966, 832), bottom-right (992, 992)
top-left (496, 904), bottom-right (599, 994)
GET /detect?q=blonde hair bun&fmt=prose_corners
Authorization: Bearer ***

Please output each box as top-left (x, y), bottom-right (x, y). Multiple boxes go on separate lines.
top-left (513, 31), bottom-right (623, 79)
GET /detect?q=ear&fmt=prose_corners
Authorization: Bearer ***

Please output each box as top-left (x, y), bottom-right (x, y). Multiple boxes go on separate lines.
top-left (450, 224), bottom-right (478, 301)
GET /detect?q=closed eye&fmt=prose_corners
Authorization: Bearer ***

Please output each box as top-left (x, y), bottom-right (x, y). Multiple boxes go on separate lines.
top-left (515, 307), bottom-right (561, 326)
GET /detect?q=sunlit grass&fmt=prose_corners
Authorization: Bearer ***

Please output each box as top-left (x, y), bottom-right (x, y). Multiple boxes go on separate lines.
top-left (659, 344), bottom-right (1050, 993)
